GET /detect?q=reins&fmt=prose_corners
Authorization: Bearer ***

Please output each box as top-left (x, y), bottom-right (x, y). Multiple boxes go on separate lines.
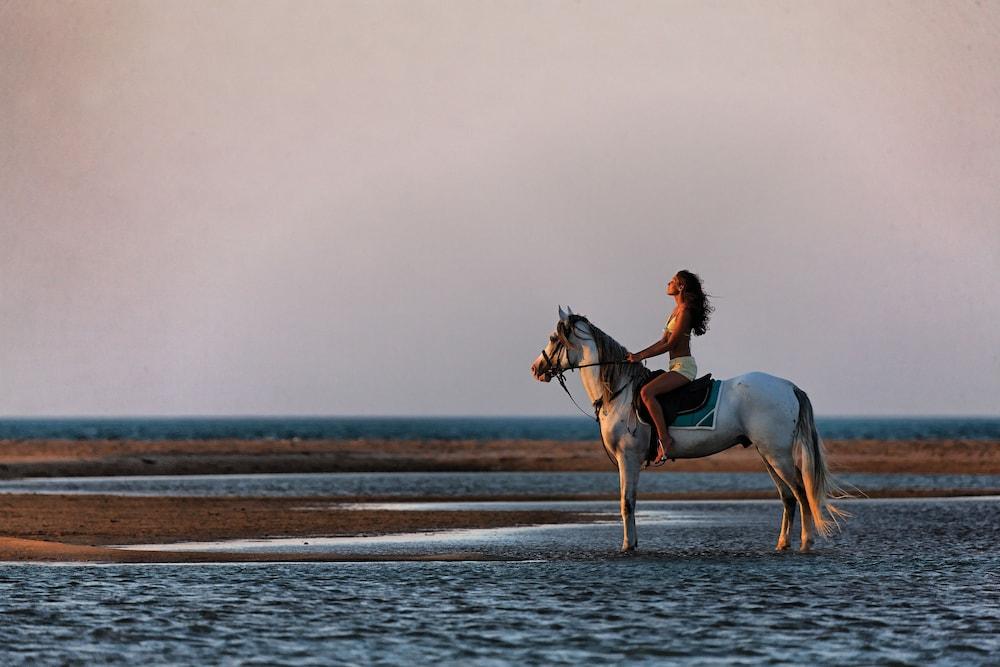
top-left (542, 356), bottom-right (638, 422)
top-left (560, 360), bottom-right (636, 371)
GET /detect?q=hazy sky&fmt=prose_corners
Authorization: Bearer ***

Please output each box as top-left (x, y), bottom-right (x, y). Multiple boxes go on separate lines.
top-left (2, 1), bottom-right (998, 416)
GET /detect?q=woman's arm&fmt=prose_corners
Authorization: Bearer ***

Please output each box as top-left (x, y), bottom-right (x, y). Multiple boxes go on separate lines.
top-left (627, 308), bottom-right (691, 362)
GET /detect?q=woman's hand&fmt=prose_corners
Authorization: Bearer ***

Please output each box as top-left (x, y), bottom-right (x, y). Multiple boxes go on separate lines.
top-left (626, 352), bottom-right (641, 363)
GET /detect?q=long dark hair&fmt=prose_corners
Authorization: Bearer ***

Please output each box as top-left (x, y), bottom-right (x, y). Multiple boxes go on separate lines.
top-left (677, 269), bottom-right (713, 336)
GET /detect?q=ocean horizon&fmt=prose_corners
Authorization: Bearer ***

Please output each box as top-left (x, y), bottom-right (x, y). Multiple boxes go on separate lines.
top-left (1, 416), bottom-right (998, 441)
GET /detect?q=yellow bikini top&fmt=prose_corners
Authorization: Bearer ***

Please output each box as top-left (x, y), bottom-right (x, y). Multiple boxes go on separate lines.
top-left (664, 312), bottom-right (691, 337)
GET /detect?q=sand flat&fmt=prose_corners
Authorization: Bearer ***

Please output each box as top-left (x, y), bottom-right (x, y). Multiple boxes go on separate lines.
top-left (1, 438), bottom-right (998, 476)
top-left (0, 493), bottom-right (597, 546)
top-left (0, 493), bottom-right (595, 562)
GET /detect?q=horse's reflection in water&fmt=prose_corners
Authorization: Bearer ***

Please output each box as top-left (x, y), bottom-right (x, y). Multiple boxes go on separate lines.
top-left (531, 307), bottom-right (848, 553)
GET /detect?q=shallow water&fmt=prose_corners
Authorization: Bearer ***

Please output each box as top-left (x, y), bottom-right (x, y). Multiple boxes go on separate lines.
top-left (2, 498), bottom-right (998, 665)
top-left (2, 471), bottom-right (999, 498)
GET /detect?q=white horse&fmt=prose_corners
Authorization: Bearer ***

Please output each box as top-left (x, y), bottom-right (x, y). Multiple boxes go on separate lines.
top-left (530, 307), bottom-right (847, 553)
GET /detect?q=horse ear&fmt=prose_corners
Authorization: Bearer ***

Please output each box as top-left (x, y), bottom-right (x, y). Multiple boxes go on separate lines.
top-left (558, 305), bottom-right (567, 321)
top-left (566, 305), bottom-right (574, 316)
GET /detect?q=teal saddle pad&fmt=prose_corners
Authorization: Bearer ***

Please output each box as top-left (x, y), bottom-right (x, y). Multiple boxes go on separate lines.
top-left (673, 379), bottom-right (723, 429)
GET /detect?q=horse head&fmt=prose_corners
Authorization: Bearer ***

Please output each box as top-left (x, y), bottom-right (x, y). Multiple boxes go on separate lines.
top-left (530, 306), bottom-right (584, 382)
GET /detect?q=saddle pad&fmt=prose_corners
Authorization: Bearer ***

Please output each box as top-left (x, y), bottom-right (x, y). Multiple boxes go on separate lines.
top-left (671, 380), bottom-right (723, 429)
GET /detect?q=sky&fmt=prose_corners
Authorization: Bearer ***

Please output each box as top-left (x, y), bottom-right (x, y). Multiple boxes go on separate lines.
top-left (2, 1), bottom-right (998, 416)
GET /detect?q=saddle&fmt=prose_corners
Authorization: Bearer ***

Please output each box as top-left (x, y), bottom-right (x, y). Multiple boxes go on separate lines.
top-left (634, 372), bottom-right (714, 463)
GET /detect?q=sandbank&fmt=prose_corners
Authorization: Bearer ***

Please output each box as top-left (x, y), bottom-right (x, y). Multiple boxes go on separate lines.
top-left (1, 438), bottom-right (998, 477)
top-left (0, 493), bottom-right (596, 563)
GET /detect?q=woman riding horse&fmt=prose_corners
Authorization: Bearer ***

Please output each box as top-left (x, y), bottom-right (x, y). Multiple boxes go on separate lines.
top-left (531, 303), bottom-right (845, 552)
top-left (626, 270), bottom-right (713, 466)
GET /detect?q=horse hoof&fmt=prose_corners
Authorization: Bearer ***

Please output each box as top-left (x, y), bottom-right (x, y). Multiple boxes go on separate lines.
top-left (775, 543), bottom-right (790, 552)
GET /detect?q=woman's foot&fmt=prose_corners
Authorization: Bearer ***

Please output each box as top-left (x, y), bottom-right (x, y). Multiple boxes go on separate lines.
top-left (652, 437), bottom-right (671, 466)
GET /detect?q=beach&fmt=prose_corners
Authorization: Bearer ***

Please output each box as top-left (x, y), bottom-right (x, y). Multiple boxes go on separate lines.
top-left (0, 438), bottom-right (997, 562)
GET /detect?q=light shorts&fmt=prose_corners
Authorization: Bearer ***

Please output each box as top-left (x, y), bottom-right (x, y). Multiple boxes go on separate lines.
top-left (668, 355), bottom-right (698, 381)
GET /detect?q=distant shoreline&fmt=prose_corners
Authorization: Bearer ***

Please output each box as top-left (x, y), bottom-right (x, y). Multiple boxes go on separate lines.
top-left (1, 438), bottom-right (999, 478)
top-left (2, 416), bottom-right (999, 443)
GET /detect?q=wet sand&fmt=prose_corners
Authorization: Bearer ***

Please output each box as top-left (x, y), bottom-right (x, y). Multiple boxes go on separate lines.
top-left (0, 493), bottom-right (593, 562)
top-left (0, 537), bottom-right (501, 564)
top-left (2, 437), bottom-right (998, 476)
top-left (0, 438), bottom-right (996, 562)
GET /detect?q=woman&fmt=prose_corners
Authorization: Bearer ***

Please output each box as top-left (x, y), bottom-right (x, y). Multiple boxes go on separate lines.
top-left (626, 270), bottom-right (713, 466)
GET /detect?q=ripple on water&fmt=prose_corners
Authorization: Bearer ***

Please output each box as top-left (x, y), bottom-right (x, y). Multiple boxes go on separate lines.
top-left (0, 499), bottom-right (997, 665)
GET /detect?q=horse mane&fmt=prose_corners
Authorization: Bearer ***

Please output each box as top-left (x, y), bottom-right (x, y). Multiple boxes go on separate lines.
top-left (559, 314), bottom-right (651, 406)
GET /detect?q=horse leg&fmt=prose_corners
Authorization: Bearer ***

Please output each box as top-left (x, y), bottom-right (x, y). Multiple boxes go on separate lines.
top-left (762, 451), bottom-right (814, 552)
top-left (795, 472), bottom-right (816, 552)
top-left (617, 451), bottom-right (640, 552)
top-left (762, 458), bottom-right (796, 551)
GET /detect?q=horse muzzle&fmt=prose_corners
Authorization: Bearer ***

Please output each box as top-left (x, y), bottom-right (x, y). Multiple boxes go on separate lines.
top-left (531, 359), bottom-right (553, 382)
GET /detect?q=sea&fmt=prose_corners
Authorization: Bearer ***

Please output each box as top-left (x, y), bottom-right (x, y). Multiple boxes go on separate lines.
top-left (1, 416), bottom-right (999, 441)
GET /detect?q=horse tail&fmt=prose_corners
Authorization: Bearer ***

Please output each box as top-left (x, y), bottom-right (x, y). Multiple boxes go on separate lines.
top-left (792, 386), bottom-right (850, 536)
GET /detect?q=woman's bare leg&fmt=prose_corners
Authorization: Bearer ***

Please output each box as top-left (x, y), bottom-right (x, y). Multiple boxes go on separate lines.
top-left (639, 371), bottom-right (691, 460)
